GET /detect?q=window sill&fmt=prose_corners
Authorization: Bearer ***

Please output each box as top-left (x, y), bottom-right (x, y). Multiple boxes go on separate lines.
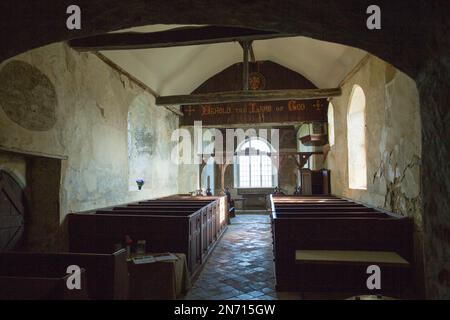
top-left (348, 186), bottom-right (367, 190)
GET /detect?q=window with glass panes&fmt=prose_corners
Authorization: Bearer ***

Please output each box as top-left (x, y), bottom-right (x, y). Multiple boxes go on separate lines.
top-left (236, 139), bottom-right (276, 188)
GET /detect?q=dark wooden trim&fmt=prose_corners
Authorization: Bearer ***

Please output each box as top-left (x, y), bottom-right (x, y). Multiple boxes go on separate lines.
top-left (0, 145), bottom-right (68, 160)
top-left (156, 88), bottom-right (341, 106)
top-left (69, 26), bottom-right (296, 51)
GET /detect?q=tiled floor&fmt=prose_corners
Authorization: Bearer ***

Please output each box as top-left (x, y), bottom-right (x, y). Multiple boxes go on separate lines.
top-left (184, 214), bottom-right (302, 300)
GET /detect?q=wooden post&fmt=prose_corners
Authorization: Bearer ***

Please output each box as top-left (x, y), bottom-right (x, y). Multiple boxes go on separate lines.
top-left (240, 41), bottom-right (251, 91)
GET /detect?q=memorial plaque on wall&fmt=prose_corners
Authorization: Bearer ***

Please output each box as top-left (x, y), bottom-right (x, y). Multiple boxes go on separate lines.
top-left (181, 61), bottom-right (328, 126)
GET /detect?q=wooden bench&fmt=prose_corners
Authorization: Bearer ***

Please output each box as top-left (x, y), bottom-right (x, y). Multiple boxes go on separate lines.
top-left (0, 249), bottom-right (128, 299)
top-left (296, 250), bottom-right (410, 267)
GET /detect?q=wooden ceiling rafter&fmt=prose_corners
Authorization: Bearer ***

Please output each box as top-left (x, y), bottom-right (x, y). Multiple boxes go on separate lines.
top-left (69, 26), bottom-right (296, 51)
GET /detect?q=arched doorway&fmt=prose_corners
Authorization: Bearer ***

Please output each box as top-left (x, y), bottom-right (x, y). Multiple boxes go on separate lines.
top-left (0, 170), bottom-right (26, 251)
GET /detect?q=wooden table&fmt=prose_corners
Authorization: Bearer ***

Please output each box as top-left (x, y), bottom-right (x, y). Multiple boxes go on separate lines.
top-left (295, 250), bottom-right (410, 268)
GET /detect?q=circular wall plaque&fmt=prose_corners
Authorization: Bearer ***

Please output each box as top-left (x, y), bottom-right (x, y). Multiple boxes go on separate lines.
top-left (0, 60), bottom-right (57, 131)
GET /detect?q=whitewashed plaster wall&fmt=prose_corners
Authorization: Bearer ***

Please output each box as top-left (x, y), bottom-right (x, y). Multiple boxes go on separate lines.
top-left (0, 43), bottom-right (179, 223)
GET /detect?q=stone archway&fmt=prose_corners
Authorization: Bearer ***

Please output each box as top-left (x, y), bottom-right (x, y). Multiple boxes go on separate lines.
top-left (0, 1), bottom-right (439, 78)
top-left (0, 0), bottom-right (447, 299)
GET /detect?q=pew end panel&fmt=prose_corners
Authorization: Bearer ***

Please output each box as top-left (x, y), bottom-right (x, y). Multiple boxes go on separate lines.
top-left (272, 216), bottom-right (414, 294)
top-left (0, 269), bottom-right (88, 300)
top-left (0, 249), bottom-right (128, 300)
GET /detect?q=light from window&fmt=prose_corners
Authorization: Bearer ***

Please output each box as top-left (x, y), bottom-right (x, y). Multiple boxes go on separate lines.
top-left (327, 102), bottom-right (335, 147)
top-left (236, 138), bottom-right (277, 188)
top-left (347, 85), bottom-right (367, 190)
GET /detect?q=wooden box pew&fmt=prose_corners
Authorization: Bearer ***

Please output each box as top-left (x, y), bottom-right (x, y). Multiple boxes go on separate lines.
top-left (101, 209), bottom-right (194, 216)
top-left (123, 201), bottom-right (213, 212)
top-left (138, 200), bottom-right (212, 205)
top-left (141, 196), bottom-right (228, 237)
top-left (0, 249), bottom-right (128, 300)
top-left (69, 204), bottom-right (227, 277)
top-left (272, 198), bottom-right (350, 204)
top-left (276, 202), bottom-right (365, 208)
top-left (69, 212), bottom-right (204, 276)
top-left (271, 215), bottom-right (413, 294)
top-left (111, 207), bottom-right (220, 250)
top-left (274, 212), bottom-right (388, 218)
top-left (127, 196), bottom-right (224, 241)
top-left (102, 206), bottom-right (223, 264)
top-left (155, 195), bottom-right (229, 226)
top-left (272, 195), bottom-right (343, 200)
top-left (132, 202), bottom-right (221, 237)
top-left (274, 206), bottom-right (378, 213)
top-left (115, 206), bottom-right (206, 211)
top-left (273, 197), bottom-right (347, 201)
top-left (137, 202), bottom-right (211, 206)
top-left (113, 206), bottom-right (198, 211)
top-left (115, 200), bottom-right (223, 246)
top-left (273, 196), bottom-right (361, 204)
top-left (273, 200), bottom-right (352, 205)
top-left (157, 195), bottom-right (220, 201)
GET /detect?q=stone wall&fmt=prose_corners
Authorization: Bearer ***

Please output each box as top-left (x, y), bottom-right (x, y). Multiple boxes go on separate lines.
top-left (0, 43), bottom-right (179, 248)
top-left (325, 55), bottom-right (424, 293)
top-left (416, 16), bottom-right (450, 297)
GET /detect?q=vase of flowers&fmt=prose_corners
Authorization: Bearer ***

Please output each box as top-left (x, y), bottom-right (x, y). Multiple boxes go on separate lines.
top-left (136, 178), bottom-right (144, 190)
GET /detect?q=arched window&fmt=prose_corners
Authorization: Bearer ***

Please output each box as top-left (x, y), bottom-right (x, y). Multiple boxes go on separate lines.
top-left (347, 85), bottom-right (367, 190)
top-left (327, 102), bottom-right (335, 147)
top-left (235, 138), bottom-right (277, 188)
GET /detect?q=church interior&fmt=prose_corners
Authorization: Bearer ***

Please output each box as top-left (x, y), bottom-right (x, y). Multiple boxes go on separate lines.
top-left (0, 2), bottom-right (448, 301)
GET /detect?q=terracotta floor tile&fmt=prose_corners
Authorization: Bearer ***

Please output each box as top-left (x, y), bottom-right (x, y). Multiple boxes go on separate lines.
top-left (182, 214), bottom-right (301, 301)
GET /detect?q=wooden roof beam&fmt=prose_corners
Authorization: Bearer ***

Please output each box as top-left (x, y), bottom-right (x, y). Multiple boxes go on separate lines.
top-left (155, 88), bottom-right (342, 106)
top-left (69, 26), bottom-right (296, 51)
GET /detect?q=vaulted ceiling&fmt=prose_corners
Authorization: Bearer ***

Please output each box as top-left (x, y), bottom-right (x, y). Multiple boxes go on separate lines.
top-left (100, 25), bottom-right (367, 97)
